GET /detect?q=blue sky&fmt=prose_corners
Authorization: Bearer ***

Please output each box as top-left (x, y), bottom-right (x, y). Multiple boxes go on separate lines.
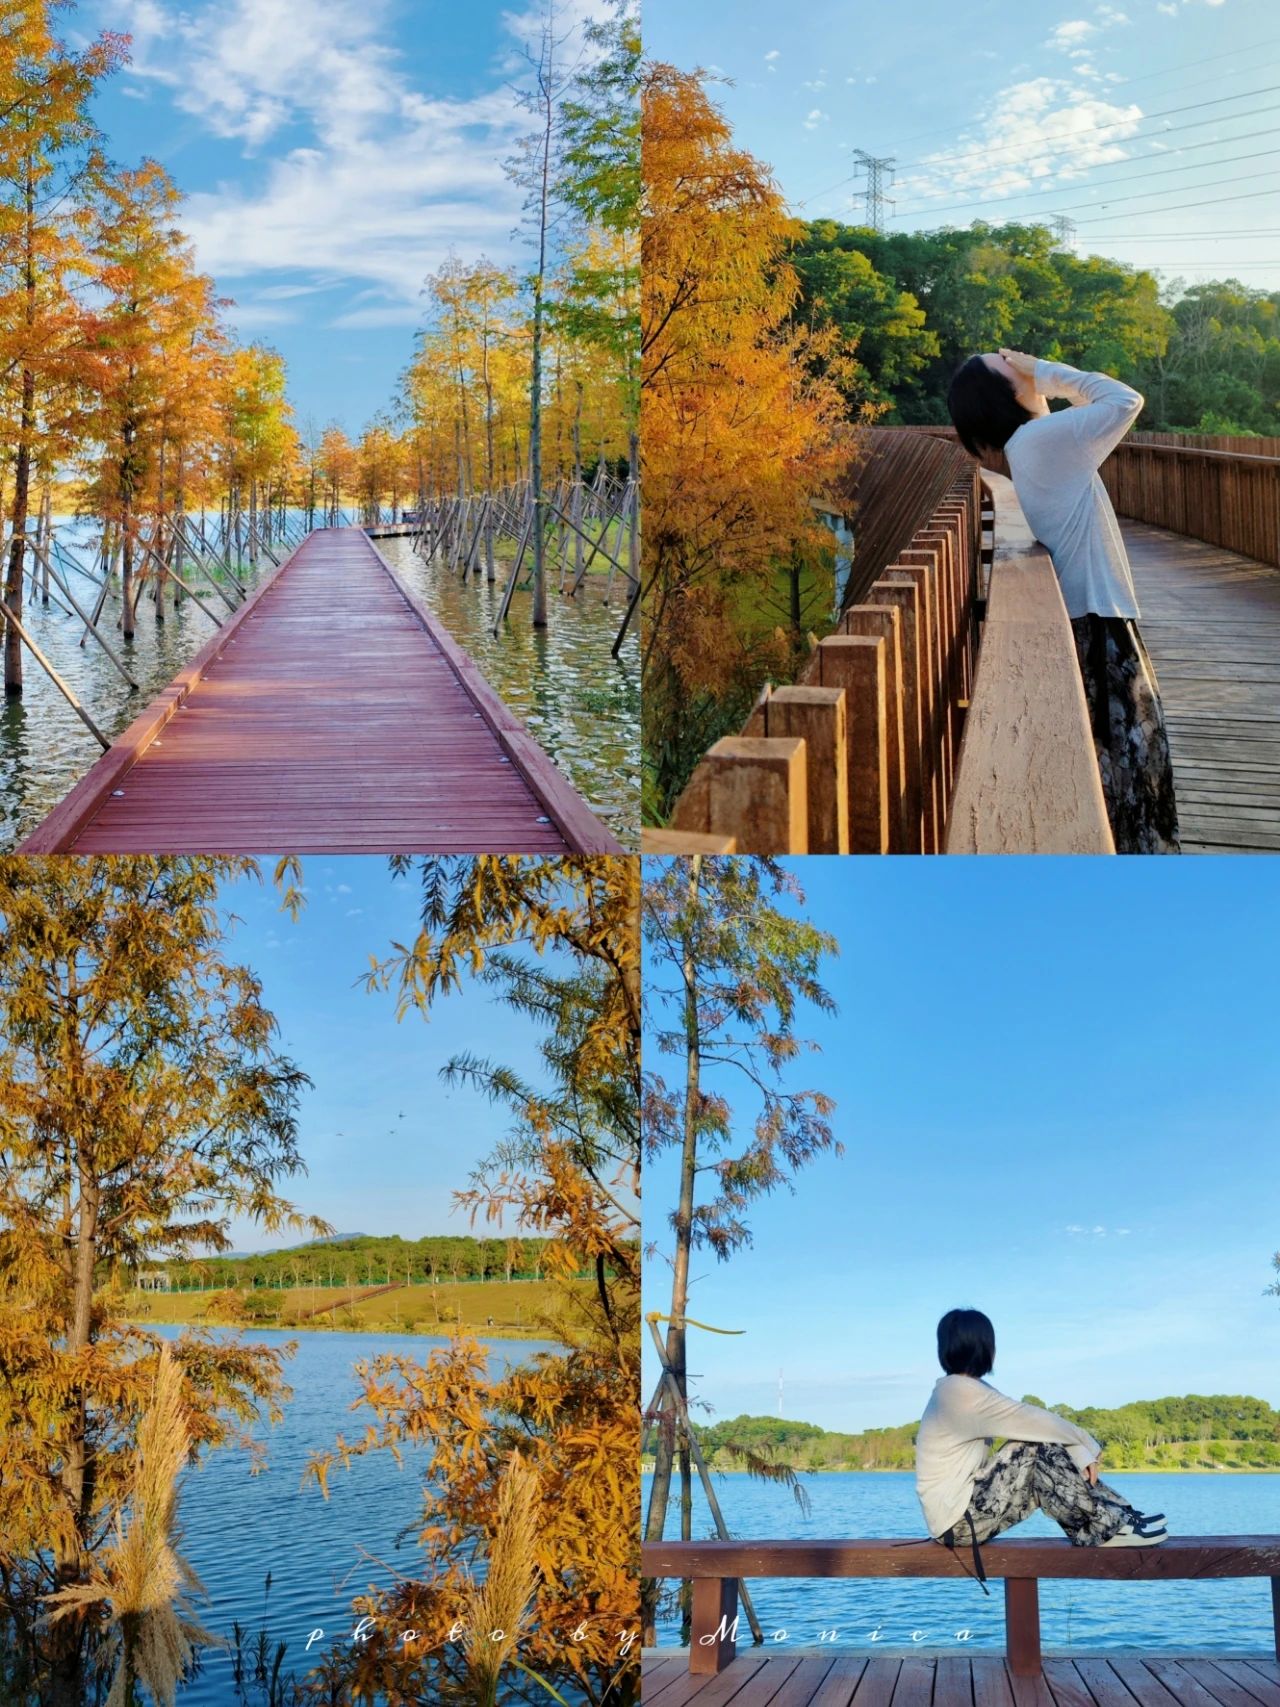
top-left (74, 0), bottom-right (605, 432)
top-left (641, 859), bottom-right (1280, 1436)
top-left (210, 857), bottom-right (552, 1251)
top-left (645, 0), bottom-right (1280, 292)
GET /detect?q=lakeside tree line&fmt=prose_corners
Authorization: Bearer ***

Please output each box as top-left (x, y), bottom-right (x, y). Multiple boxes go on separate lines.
top-left (124, 1232), bottom-right (561, 1292)
top-left (688, 1396), bottom-right (1280, 1474)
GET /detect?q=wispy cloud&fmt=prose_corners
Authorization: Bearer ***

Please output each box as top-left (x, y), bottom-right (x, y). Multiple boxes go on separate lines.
top-left (106, 0), bottom-right (606, 305)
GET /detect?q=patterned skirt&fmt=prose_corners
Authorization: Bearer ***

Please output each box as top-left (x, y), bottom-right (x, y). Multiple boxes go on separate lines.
top-left (1070, 615), bottom-right (1181, 855)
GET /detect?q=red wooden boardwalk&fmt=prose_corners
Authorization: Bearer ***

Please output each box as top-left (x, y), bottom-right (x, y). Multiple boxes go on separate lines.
top-left (18, 529), bottom-right (620, 854)
top-left (641, 1653), bottom-right (1280, 1707)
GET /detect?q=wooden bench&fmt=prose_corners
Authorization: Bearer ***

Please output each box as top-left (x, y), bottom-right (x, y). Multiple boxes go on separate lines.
top-left (642, 1537), bottom-right (1280, 1678)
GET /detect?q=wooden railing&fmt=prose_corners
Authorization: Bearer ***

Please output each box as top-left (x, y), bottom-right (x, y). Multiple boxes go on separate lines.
top-left (644, 469), bottom-right (984, 854)
top-left (645, 463), bottom-right (1115, 856)
top-left (1103, 439), bottom-right (1280, 568)
top-left (642, 1536), bottom-right (1280, 1679)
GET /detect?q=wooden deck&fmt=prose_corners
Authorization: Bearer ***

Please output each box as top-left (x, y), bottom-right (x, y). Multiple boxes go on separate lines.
top-left (1124, 520), bottom-right (1280, 854)
top-left (17, 528), bottom-right (620, 854)
top-left (641, 1653), bottom-right (1280, 1707)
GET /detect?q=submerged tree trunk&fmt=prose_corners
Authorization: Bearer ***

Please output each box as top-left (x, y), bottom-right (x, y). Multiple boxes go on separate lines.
top-left (5, 366), bottom-right (35, 696)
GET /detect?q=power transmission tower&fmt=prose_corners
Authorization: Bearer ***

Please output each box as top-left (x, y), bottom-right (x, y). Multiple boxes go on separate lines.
top-left (1050, 213), bottom-right (1077, 249)
top-left (852, 149), bottom-right (896, 232)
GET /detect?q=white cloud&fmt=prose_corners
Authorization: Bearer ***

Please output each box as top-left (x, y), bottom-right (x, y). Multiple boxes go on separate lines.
top-left (899, 77), bottom-right (1144, 205)
top-left (803, 109), bottom-right (829, 130)
top-left (1049, 18), bottom-right (1097, 50)
top-left (107, 0), bottom-right (606, 305)
top-left (1156, 2), bottom-right (1178, 11)
top-left (764, 48), bottom-right (780, 60)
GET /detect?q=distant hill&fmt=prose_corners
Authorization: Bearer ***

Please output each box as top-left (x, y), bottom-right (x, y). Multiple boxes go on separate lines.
top-left (686, 1396), bottom-right (1280, 1473)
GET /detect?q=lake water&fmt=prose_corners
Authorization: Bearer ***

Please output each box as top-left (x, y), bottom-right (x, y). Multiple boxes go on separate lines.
top-left (0, 521), bottom-right (639, 851)
top-left (155, 1326), bottom-right (567, 1703)
top-left (642, 1470), bottom-right (1280, 1654)
top-left (376, 534), bottom-right (639, 850)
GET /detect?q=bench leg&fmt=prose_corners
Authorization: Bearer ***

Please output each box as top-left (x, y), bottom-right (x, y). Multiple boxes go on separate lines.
top-left (1005, 1578), bottom-right (1042, 1677)
top-left (689, 1576), bottom-right (738, 1675)
top-left (1272, 1576), bottom-right (1279, 1662)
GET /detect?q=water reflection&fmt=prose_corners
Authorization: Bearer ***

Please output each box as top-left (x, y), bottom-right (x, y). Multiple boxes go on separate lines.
top-left (378, 535), bottom-right (639, 849)
top-left (0, 521), bottom-right (639, 851)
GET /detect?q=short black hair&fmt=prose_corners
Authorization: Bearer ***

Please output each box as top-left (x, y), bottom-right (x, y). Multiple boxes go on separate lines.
top-left (937, 1307), bottom-right (995, 1378)
top-left (946, 356), bottom-right (1034, 458)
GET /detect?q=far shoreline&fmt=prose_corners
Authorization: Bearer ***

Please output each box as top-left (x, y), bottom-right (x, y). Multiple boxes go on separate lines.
top-left (128, 1315), bottom-right (566, 1348)
top-left (639, 1462), bottom-right (1280, 1475)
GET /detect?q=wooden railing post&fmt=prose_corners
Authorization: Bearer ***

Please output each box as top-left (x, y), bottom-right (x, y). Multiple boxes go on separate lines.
top-left (690, 1576), bottom-right (738, 1675)
top-left (1272, 1575), bottom-right (1280, 1661)
top-left (813, 636), bottom-right (887, 854)
top-left (1005, 1578), bottom-right (1041, 1677)
top-left (841, 606), bottom-right (905, 852)
top-left (764, 685), bottom-right (850, 854)
top-left (870, 577), bottom-right (924, 852)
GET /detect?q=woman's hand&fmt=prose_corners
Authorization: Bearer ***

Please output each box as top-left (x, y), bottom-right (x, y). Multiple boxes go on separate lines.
top-left (999, 348), bottom-right (1040, 381)
top-left (1083, 1460), bottom-right (1101, 1486)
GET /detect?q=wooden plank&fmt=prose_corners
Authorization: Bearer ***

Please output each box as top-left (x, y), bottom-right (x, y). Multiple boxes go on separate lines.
top-left (1207, 1663), bottom-right (1280, 1707)
top-left (854, 1657), bottom-right (904, 1707)
top-left (972, 1660), bottom-right (1016, 1707)
top-left (1145, 1658), bottom-right (1232, 1707)
top-left (725, 1655), bottom-right (806, 1705)
top-left (1108, 1657), bottom-right (1183, 1707)
top-left (932, 1657), bottom-right (973, 1707)
top-left (946, 474), bottom-right (1114, 855)
top-left (642, 830), bottom-right (739, 854)
top-left (1042, 1661), bottom-right (1101, 1707)
top-left (894, 1656), bottom-right (939, 1707)
top-left (17, 529), bottom-right (620, 854)
top-left (1072, 1659), bottom-right (1147, 1707)
top-left (810, 1656), bottom-right (872, 1707)
top-left (656, 1651), bottom-right (773, 1706)
top-left (1180, 1662), bottom-right (1280, 1707)
top-left (1123, 517), bottom-right (1280, 853)
top-left (642, 1538), bottom-right (1280, 1581)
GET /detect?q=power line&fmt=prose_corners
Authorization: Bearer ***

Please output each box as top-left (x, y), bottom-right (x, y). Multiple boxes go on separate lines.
top-left (1075, 184), bottom-right (1280, 223)
top-left (893, 80), bottom-right (1280, 176)
top-left (836, 30), bottom-right (1280, 162)
top-left (890, 143), bottom-right (1280, 223)
top-left (799, 94), bottom-right (1280, 218)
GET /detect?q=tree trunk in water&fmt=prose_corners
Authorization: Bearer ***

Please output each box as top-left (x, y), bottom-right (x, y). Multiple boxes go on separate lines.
top-left (5, 366), bottom-right (36, 696)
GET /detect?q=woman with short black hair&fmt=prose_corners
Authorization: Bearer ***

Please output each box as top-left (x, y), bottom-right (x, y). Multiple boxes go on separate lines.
top-left (916, 1308), bottom-right (1168, 1582)
top-left (946, 349), bottom-right (1180, 855)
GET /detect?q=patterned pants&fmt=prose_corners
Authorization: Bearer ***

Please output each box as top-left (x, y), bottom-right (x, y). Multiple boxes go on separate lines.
top-left (946, 1442), bottom-right (1137, 1548)
top-left (1071, 615), bottom-right (1181, 855)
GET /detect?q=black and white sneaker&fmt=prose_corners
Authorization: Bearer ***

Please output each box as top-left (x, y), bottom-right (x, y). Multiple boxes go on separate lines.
top-left (1102, 1519), bottom-right (1168, 1547)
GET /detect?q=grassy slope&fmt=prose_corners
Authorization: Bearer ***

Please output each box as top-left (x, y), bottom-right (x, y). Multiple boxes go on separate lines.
top-left (122, 1276), bottom-right (585, 1340)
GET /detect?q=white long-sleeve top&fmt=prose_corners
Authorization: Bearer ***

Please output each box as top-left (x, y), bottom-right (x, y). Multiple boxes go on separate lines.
top-left (1003, 359), bottom-right (1145, 621)
top-left (915, 1374), bottom-right (1104, 1539)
